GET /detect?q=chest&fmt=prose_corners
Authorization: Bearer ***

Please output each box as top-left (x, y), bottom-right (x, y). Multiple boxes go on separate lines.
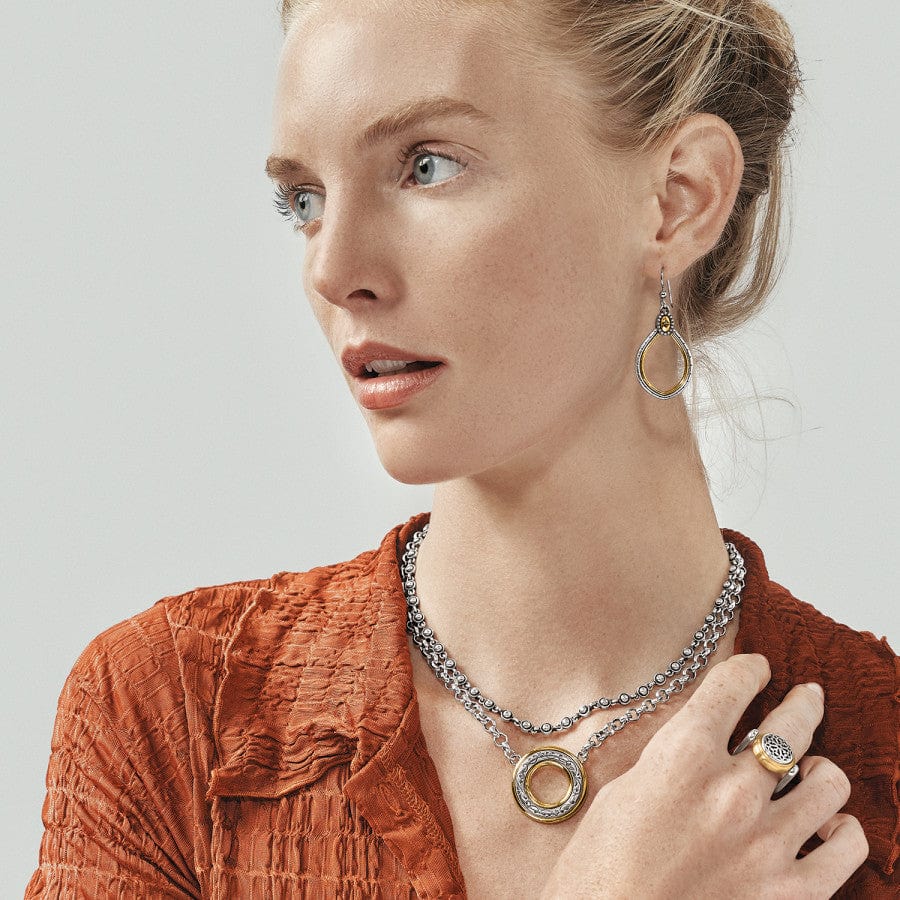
top-left (417, 733), bottom-right (584, 899)
top-left (410, 665), bottom-right (684, 899)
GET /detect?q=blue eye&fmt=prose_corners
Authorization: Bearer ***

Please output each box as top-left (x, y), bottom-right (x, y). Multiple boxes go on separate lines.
top-left (271, 142), bottom-right (468, 234)
top-left (405, 148), bottom-right (466, 187)
top-left (272, 185), bottom-right (323, 231)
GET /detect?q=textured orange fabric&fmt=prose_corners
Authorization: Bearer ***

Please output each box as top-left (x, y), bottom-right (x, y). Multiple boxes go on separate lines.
top-left (26, 510), bottom-right (899, 898)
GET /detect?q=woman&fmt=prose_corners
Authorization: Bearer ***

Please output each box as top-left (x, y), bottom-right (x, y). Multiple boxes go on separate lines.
top-left (26, 0), bottom-right (897, 897)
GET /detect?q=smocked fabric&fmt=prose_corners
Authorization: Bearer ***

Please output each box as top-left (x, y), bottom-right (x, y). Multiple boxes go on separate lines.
top-left (26, 511), bottom-right (899, 898)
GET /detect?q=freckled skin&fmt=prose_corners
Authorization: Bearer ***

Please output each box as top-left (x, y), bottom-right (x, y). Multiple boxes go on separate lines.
top-left (271, 2), bottom-right (657, 486)
top-left (266, 10), bottom-right (870, 900)
top-left (268, 3), bottom-right (766, 897)
top-left (269, 0), bottom-right (745, 704)
top-left (272, 0), bottom-right (746, 772)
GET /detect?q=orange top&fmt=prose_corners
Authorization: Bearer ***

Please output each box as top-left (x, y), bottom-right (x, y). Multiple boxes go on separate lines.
top-left (26, 511), bottom-right (899, 898)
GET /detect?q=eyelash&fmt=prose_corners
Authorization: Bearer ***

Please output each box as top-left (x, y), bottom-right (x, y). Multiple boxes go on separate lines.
top-left (271, 141), bottom-right (468, 234)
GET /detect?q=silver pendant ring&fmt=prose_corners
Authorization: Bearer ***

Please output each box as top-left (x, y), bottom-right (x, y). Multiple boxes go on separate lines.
top-left (511, 746), bottom-right (587, 823)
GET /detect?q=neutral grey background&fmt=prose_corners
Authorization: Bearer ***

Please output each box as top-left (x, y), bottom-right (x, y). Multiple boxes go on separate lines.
top-left (4, 1), bottom-right (898, 893)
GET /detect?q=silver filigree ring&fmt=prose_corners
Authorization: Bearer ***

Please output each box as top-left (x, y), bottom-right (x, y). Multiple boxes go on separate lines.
top-left (732, 728), bottom-right (801, 795)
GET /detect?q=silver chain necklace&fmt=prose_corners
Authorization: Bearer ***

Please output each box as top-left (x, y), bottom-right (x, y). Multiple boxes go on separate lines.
top-left (401, 523), bottom-right (746, 823)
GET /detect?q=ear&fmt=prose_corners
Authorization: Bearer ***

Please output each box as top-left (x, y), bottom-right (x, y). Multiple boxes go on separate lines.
top-left (644, 113), bottom-right (744, 280)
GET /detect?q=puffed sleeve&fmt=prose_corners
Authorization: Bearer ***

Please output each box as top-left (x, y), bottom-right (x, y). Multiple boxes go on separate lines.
top-left (25, 604), bottom-right (200, 898)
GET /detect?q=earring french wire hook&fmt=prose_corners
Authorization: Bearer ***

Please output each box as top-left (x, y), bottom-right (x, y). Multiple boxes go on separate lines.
top-left (635, 266), bottom-right (693, 399)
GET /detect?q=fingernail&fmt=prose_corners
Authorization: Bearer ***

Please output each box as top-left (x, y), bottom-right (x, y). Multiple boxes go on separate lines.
top-left (803, 682), bottom-right (824, 698)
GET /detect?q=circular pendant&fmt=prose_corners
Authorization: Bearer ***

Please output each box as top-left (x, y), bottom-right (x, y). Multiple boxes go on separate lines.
top-left (511, 745), bottom-right (587, 823)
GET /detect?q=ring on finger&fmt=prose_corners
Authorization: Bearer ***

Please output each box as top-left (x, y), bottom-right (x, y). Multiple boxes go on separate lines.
top-left (732, 728), bottom-right (801, 794)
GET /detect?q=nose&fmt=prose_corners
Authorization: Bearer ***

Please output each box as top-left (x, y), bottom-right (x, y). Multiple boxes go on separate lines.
top-left (304, 194), bottom-right (396, 315)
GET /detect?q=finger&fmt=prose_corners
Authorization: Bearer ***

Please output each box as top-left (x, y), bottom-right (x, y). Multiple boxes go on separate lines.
top-left (731, 681), bottom-right (824, 796)
top-left (678, 652), bottom-right (771, 743)
top-left (769, 756), bottom-right (852, 856)
top-left (792, 813), bottom-right (870, 897)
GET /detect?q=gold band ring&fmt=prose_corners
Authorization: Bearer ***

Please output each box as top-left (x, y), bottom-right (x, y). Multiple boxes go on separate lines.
top-left (732, 728), bottom-right (801, 794)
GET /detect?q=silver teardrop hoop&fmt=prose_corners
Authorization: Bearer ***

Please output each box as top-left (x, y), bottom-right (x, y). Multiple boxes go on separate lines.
top-left (635, 268), bottom-right (692, 399)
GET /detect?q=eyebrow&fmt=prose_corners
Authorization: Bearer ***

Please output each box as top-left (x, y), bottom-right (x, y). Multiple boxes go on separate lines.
top-left (264, 95), bottom-right (497, 182)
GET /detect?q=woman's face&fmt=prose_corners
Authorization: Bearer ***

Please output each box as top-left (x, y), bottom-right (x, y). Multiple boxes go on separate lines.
top-left (269, 1), bottom-right (657, 485)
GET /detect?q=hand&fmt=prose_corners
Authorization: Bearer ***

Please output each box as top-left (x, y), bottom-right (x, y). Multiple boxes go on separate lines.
top-left (539, 653), bottom-right (869, 900)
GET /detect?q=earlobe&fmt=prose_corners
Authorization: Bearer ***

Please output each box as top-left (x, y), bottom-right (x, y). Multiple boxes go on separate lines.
top-left (652, 113), bottom-right (744, 278)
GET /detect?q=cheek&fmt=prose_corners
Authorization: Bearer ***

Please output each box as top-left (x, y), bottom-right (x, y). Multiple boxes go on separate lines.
top-left (433, 191), bottom-right (628, 394)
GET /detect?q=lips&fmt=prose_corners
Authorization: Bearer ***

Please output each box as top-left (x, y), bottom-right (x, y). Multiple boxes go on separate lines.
top-left (338, 340), bottom-right (447, 409)
top-left (341, 341), bottom-right (446, 378)
top-left (352, 360), bottom-right (446, 410)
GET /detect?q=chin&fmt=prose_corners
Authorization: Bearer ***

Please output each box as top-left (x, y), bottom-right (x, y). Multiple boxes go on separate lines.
top-left (370, 431), bottom-right (479, 485)
top-left (375, 450), bottom-right (454, 486)
top-left (360, 404), bottom-right (456, 484)
top-left (366, 402), bottom-right (525, 484)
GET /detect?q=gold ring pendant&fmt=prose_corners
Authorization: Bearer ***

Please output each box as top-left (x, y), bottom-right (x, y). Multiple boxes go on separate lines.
top-left (511, 746), bottom-right (587, 823)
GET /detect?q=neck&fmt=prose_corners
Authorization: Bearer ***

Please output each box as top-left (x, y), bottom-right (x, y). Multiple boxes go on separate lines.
top-left (409, 393), bottom-right (737, 720)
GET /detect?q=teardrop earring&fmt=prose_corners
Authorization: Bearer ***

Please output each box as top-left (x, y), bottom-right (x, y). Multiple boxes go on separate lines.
top-left (635, 267), bottom-right (692, 399)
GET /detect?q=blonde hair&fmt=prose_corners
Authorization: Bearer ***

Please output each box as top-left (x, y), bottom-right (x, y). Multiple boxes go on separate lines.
top-left (278, 0), bottom-right (803, 487)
